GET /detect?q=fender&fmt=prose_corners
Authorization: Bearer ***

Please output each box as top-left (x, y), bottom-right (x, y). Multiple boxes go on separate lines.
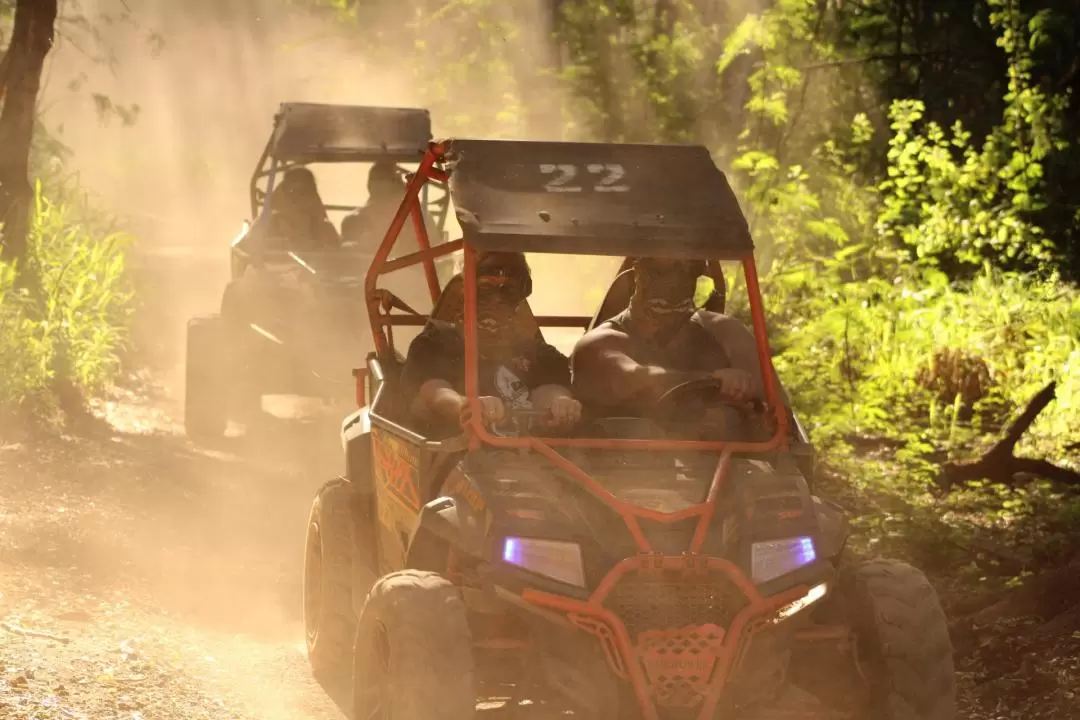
top-left (812, 494), bottom-right (849, 562)
top-left (341, 407), bottom-right (372, 491)
top-left (405, 496), bottom-right (489, 572)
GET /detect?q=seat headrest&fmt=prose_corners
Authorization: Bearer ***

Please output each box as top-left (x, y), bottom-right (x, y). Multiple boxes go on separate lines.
top-left (591, 269), bottom-right (636, 329)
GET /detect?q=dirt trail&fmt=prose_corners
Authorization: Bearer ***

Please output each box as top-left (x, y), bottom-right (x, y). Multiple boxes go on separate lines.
top-left (0, 240), bottom-right (352, 719)
top-left (0, 372), bottom-right (349, 719)
top-left (0, 244), bottom-right (553, 720)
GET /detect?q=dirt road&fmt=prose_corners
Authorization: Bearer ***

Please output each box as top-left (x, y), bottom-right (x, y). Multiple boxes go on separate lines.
top-left (0, 241), bottom-right (351, 720)
top-left (0, 373), bottom-right (353, 720)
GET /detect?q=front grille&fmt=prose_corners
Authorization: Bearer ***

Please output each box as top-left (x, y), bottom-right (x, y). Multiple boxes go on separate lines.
top-left (604, 569), bottom-right (750, 641)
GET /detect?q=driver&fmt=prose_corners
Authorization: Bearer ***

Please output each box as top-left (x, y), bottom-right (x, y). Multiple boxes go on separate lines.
top-left (268, 167), bottom-right (340, 250)
top-left (400, 251), bottom-right (583, 439)
top-left (570, 256), bottom-right (772, 419)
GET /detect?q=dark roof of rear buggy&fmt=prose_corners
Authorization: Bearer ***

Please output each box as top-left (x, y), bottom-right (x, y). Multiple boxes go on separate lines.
top-left (441, 139), bottom-right (753, 258)
top-left (269, 103), bottom-right (432, 163)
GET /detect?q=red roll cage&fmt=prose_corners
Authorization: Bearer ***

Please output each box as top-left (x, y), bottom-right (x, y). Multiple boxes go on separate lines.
top-left (363, 139), bottom-right (789, 457)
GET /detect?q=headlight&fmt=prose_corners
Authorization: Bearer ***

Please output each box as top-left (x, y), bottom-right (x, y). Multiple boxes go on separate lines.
top-left (502, 536), bottom-right (586, 588)
top-left (772, 582), bottom-right (828, 623)
top-left (751, 536), bottom-right (817, 583)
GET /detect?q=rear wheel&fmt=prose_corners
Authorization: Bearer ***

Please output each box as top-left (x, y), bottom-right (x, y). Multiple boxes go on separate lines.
top-left (184, 315), bottom-right (227, 440)
top-left (303, 478), bottom-right (357, 691)
top-left (352, 570), bottom-right (476, 720)
top-left (793, 558), bottom-right (956, 720)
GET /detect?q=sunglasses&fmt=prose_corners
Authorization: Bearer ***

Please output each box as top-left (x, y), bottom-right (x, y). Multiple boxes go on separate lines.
top-left (477, 268), bottom-right (527, 298)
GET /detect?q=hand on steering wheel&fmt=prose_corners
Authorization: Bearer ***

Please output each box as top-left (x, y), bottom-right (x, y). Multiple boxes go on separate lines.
top-left (458, 392), bottom-right (583, 438)
top-left (709, 369), bottom-right (755, 404)
top-left (459, 395), bottom-right (506, 427)
top-left (547, 396), bottom-right (583, 429)
top-left (651, 370), bottom-right (761, 426)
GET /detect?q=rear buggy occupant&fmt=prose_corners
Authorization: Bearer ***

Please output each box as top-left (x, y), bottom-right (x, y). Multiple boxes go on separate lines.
top-left (268, 166), bottom-right (340, 250)
top-left (341, 158), bottom-right (406, 245)
top-left (400, 251), bottom-right (582, 438)
top-left (571, 256), bottom-right (784, 418)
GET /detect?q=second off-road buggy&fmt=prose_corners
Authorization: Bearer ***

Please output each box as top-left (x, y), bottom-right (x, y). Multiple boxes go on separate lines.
top-left (184, 102), bottom-right (455, 440)
top-left (301, 139), bottom-right (957, 719)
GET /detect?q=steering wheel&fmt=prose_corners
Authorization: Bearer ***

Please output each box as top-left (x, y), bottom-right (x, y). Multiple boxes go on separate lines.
top-left (651, 376), bottom-right (762, 440)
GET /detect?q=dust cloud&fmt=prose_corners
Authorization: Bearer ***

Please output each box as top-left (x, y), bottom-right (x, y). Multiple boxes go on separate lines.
top-left (37, 0), bottom-right (619, 361)
top-left (21, 3), bottom-right (619, 708)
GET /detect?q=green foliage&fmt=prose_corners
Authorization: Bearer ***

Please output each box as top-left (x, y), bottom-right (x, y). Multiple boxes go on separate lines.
top-left (713, 0), bottom-right (1080, 571)
top-left (404, 0), bottom-right (534, 138)
top-left (875, 99), bottom-right (1051, 269)
top-left (0, 181), bottom-right (133, 414)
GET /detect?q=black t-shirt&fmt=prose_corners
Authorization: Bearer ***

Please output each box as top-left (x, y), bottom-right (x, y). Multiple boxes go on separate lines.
top-left (400, 320), bottom-right (571, 437)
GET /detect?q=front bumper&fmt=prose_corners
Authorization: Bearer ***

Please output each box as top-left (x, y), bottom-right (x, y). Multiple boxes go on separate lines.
top-left (521, 553), bottom-right (824, 720)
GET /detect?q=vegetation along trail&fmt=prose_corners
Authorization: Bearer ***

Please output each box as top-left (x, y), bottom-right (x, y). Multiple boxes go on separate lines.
top-left (0, 242), bottom-right (347, 719)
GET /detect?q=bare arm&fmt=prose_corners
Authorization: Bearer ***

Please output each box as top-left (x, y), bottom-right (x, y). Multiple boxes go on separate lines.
top-left (412, 378), bottom-right (466, 424)
top-left (570, 327), bottom-right (706, 407)
top-left (413, 379), bottom-right (509, 428)
top-left (698, 312), bottom-right (791, 407)
top-left (531, 383), bottom-right (573, 407)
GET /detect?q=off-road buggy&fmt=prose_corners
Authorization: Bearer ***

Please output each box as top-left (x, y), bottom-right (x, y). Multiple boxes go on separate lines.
top-left (184, 102), bottom-right (455, 440)
top-left (301, 139), bottom-right (956, 719)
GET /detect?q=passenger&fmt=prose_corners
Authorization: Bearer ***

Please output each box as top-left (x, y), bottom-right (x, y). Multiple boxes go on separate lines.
top-left (341, 158), bottom-right (406, 247)
top-left (570, 257), bottom-right (779, 419)
top-left (268, 167), bottom-right (340, 250)
top-left (367, 158), bottom-right (405, 205)
top-left (400, 251), bottom-right (582, 438)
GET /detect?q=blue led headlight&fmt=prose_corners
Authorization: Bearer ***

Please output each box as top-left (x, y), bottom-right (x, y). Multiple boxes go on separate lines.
top-left (751, 536), bottom-right (817, 583)
top-left (502, 536), bottom-right (585, 587)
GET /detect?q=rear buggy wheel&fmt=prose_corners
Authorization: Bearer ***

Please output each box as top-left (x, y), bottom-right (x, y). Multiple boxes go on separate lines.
top-left (793, 558), bottom-right (956, 720)
top-left (303, 478), bottom-right (357, 691)
top-left (352, 570), bottom-right (476, 720)
top-left (184, 315), bottom-right (227, 440)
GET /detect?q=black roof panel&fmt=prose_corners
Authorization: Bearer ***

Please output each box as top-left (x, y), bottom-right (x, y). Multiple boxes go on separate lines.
top-left (270, 103), bottom-right (432, 163)
top-left (442, 139), bottom-right (752, 258)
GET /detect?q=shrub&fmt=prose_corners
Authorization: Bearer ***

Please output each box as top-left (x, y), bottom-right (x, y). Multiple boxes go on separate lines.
top-left (0, 181), bottom-right (134, 415)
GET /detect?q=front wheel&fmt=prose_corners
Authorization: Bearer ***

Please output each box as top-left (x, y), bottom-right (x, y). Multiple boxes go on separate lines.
top-left (793, 558), bottom-right (956, 720)
top-left (303, 478), bottom-right (356, 691)
top-left (352, 570), bottom-right (476, 720)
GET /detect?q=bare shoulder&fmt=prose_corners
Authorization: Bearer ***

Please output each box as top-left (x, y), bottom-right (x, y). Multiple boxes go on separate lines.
top-left (571, 322), bottom-right (631, 359)
top-left (696, 310), bottom-right (755, 336)
top-left (695, 309), bottom-right (739, 327)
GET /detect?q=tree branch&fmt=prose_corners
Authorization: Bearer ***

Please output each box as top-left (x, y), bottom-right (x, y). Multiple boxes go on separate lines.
top-left (800, 50), bottom-right (948, 72)
top-left (1011, 458), bottom-right (1080, 487)
top-left (1000, 381), bottom-right (1056, 452)
top-left (939, 381), bottom-right (1079, 492)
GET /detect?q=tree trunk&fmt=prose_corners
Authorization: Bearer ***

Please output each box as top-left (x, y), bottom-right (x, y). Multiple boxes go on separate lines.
top-left (0, 0), bottom-right (58, 270)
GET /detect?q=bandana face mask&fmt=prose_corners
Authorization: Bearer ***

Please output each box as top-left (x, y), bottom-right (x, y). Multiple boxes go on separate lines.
top-left (632, 258), bottom-right (703, 319)
top-left (469, 256), bottom-right (531, 356)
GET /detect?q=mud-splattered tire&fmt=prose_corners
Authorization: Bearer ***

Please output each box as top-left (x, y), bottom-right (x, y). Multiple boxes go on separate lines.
top-left (303, 478), bottom-right (356, 691)
top-left (839, 559), bottom-right (956, 720)
top-left (352, 570), bottom-right (475, 720)
top-left (184, 315), bottom-right (227, 440)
